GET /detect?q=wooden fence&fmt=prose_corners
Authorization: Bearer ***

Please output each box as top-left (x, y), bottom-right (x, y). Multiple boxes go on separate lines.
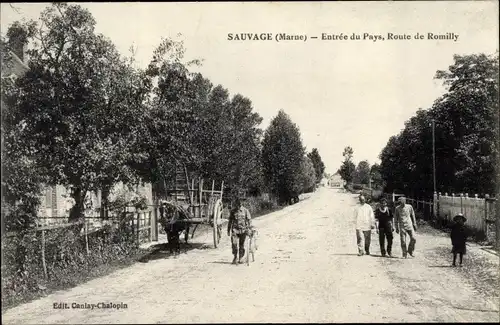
top-left (434, 192), bottom-right (496, 235)
top-left (383, 192), bottom-right (496, 235)
top-left (3, 206), bottom-right (160, 280)
top-left (405, 198), bottom-right (434, 221)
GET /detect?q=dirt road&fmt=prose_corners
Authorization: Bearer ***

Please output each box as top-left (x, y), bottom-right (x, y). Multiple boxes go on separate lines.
top-left (3, 188), bottom-right (499, 323)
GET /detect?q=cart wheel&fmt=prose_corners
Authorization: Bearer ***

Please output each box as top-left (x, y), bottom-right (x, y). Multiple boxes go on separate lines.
top-left (213, 199), bottom-right (222, 248)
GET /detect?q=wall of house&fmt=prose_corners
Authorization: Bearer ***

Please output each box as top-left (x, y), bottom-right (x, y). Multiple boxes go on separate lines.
top-left (328, 175), bottom-right (345, 188)
top-left (38, 183), bottom-right (153, 224)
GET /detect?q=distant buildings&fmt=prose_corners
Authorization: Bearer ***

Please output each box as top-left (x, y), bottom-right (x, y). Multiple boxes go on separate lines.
top-left (328, 173), bottom-right (345, 188)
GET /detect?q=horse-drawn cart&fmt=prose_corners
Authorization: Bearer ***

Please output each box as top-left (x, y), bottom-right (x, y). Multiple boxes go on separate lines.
top-left (159, 164), bottom-right (225, 248)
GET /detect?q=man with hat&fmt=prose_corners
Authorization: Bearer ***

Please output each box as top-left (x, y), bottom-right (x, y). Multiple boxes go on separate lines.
top-left (394, 196), bottom-right (418, 258)
top-left (227, 197), bottom-right (252, 264)
top-left (451, 213), bottom-right (467, 267)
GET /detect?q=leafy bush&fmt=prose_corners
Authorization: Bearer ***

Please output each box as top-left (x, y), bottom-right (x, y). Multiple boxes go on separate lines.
top-left (259, 200), bottom-right (277, 211)
top-left (1, 221), bottom-right (138, 309)
top-left (352, 184), bottom-right (364, 190)
top-left (221, 194), bottom-right (278, 220)
top-left (107, 187), bottom-right (149, 214)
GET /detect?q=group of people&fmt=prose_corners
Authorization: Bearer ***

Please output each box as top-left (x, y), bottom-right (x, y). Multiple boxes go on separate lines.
top-left (354, 193), bottom-right (468, 265)
top-left (354, 194), bottom-right (418, 258)
top-left (227, 192), bottom-right (469, 266)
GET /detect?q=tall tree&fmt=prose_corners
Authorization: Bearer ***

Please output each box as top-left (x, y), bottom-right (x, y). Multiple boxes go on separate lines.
top-left (338, 146), bottom-right (355, 184)
top-left (299, 156), bottom-right (316, 193)
top-left (307, 148), bottom-right (325, 184)
top-left (370, 163), bottom-right (384, 189)
top-left (353, 160), bottom-right (371, 185)
top-left (2, 3), bottom-right (154, 222)
top-left (379, 52), bottom-right (498, 198)
top-left (224, 94), bottom-right (264, 197)
top-left (1, 23), bottom-right (46, 231)
top-left (433, 53), bottom-right (498, 195)
top-left (136, 38), bottom-right (201, 192)
top-left (262, 110), bottom-right (305, 204)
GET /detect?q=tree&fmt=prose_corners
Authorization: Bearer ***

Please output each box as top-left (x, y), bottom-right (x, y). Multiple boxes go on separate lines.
top-left (224, 94), bottom-right (264, 197)
top-left (307, 148), bottom-right (325, 184)
top-left (183, 79), bottom-right (264, 200)
top-left (353, 160), bottom-right (371, 185)
top-left (1, 23), bottom-right (46, 231)
top-left (370, 163), bottom-right (384, 189)
top-left (2, 3), bottom-right (153, 222)
top-left (433, 53), bottom-right (498, 195)
top-left (299, 156), bottom-right (316, 193)
top-left (135, 38), bottom-right (202, 194)
top-left (379, 52), bottom-right (498, 199)
top-left (262, 110), bottom-right (305, 205)
top-left (338, 146), bottom-right (355, 184)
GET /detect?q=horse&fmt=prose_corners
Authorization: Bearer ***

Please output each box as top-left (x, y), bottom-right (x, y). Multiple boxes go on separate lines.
top-left (159, 202), bottom-right (191, 255)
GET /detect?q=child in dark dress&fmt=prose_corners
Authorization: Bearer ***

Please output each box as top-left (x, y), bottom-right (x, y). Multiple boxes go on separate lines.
top-left (451, 213), bottom-right (467, 267)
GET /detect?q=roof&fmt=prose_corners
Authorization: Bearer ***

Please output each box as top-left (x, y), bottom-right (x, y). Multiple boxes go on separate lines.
top-left (1, 50), bottom-right (29, 77)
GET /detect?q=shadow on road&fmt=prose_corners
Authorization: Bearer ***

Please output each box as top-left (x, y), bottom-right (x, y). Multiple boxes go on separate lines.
top-left (331, 253), bottom-right (359, 256)
top-left (428, 265), bottom-right (454, 268)
top-left (209, 261), bottom-right (234, 265)
top-left (138, 242), bottom-right (208, 263)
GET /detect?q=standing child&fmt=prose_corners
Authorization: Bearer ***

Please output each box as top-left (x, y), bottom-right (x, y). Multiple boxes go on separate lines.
top-left (451, 213), bottom-right (467, 267)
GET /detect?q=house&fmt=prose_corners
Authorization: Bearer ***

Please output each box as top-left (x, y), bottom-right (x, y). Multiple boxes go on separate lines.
top-left (1, 33), bottom-right (153, 225)
top-left (328, 173), bottom-right (345, 188)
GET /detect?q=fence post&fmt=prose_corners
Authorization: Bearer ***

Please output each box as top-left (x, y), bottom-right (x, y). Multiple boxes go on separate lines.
top-left (465, 193), bottom-right (469, 217)
top-left (136, 212), bottom-right (140, 247)
top-left (484, 194), bottom-right (490, 237)
top-left (435, 192), bottom-right (440, 219)
top-left (85, 219), bottom-right (89, 255)
top-left (149, 211), bottom-right (152, 242)
top-left (449, 193), bottom-right (453, 222)
top-left (152, 206), bottom-right (158, 242)
top-left (460, 193), bottom-right (464, 214)
top-left (41, 230), bottom-right (48, 279)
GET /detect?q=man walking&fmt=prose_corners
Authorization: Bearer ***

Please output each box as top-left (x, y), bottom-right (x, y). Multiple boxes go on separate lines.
top-left (375, 198), bottom-right (394, 257)
top-left (394, 196), bottom-right (418, 258)
top-left (227, 198), bottom-right (252, 264)
top-left (354, 194), bottom-right (376, 256)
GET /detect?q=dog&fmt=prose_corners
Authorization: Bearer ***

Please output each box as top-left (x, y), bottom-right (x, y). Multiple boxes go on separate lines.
top-left (246, 226), bottom-right (259, 266)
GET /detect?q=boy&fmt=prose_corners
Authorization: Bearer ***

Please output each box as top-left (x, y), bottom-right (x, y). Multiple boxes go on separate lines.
top-left (451, 213), bottom-right (467, 267)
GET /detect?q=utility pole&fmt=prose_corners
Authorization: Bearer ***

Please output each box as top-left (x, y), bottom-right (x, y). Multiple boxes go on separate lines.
top-left (496, 99), bottom-right (500, 252)
top-left (432, 120), bottom-right (436, 195)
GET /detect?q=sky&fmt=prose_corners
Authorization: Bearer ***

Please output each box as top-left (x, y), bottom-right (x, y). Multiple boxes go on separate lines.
top-left (1, 2), bottom-right (498, 174)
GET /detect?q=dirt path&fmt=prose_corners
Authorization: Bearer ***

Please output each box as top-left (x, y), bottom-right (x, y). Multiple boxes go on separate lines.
top-left (2, 188), bottom-right (498, 323)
